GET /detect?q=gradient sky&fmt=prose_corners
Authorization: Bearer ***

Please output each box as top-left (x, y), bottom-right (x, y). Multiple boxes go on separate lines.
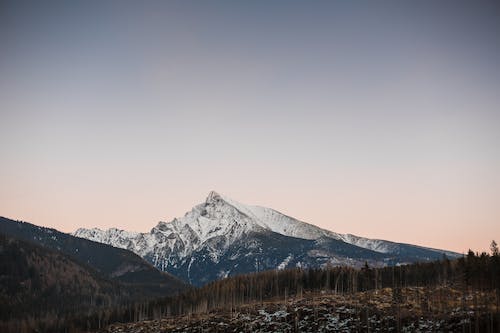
top-left (1, 1), bottom-right (499, 253)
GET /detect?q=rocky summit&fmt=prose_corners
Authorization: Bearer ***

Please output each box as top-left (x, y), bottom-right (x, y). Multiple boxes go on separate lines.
top-left (74, 191), bottom-right (459, 286)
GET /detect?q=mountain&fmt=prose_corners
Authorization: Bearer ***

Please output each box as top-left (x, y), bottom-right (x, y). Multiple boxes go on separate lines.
top-left (0, 216), bottom-right (188, 296)
top-left (0, 232), bottom-right (127, 323)
top-left (73, 191), bottom-right (460, 286)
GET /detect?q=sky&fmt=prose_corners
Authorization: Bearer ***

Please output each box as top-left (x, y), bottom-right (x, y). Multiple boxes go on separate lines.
top-left (1, 1), bottom-right (499, 254)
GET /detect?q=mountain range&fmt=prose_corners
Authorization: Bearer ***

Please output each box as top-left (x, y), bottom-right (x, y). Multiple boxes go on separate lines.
top-left (73, 191), bottom-right (460, 286)
top-left (0, 216), bottom-right (187, 297)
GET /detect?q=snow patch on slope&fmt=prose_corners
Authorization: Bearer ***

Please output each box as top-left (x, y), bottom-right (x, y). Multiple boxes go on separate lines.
top-left (277, 254), bottom-right (293, 270)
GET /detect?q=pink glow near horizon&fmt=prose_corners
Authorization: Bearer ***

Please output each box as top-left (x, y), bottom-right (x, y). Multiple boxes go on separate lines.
top-left (2, 184), bottom-right (498, 254)
top-left (1, 1), bottom-right (499, 254)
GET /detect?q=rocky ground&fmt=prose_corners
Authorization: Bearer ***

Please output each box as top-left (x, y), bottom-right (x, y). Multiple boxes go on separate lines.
top-left (101, 287), bottom-right (499, 332)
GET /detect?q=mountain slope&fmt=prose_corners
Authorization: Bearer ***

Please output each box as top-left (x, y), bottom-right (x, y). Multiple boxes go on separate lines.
top-left (74, 191), bottom-right (460, 286)
top-left (0, 216), bottom-right (188, 296)
top-left (0, 233), bottom-right (128, 322)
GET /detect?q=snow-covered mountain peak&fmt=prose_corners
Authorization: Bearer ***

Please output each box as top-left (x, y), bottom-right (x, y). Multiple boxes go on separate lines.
top-left (206, 190), bottom-right (240, 208)
top-left (72, 191), bottom-right (460, 285)
top-left (196, 192), bottom-right (337, 241)
top-left (206, 190), bottom-right (223, 203)
top-left (204, 191), bottom-right (256, 218)
top-left (72, 193), bottom-right (398, 257)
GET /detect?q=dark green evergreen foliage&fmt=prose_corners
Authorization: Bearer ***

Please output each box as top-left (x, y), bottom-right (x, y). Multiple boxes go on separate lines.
top-left (0, 233), bottom-right (138, 331)
top-left (77, 246), bottom-right (499, 330)
top-left (3, 245), bottom-right (500, 332)
top-left (0, 217), bottom-right (188, 333)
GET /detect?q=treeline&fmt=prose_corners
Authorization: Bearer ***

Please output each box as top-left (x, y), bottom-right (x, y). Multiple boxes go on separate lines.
top-left (2, 242), bottom-right (499, 332)
top-left (78, 244), bottom-right (500, 330)
top-left (141, 248), bottom-right (499, 318)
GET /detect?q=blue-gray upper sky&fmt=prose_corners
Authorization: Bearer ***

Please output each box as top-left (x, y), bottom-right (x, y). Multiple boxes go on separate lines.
top-left (1, 1), bottom-right (499, 252)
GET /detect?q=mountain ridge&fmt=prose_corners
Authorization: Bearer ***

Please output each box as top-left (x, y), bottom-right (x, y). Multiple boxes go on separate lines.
top-left (73, 191), bottom-right (460, 286)
top-left (0, 216), bottom-right (188, 295)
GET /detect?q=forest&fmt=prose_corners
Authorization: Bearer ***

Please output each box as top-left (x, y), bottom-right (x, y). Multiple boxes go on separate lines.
top-left (2, 240), bottom-right (498, 332)
top-left (98, 245), bottom-right (500, 332)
